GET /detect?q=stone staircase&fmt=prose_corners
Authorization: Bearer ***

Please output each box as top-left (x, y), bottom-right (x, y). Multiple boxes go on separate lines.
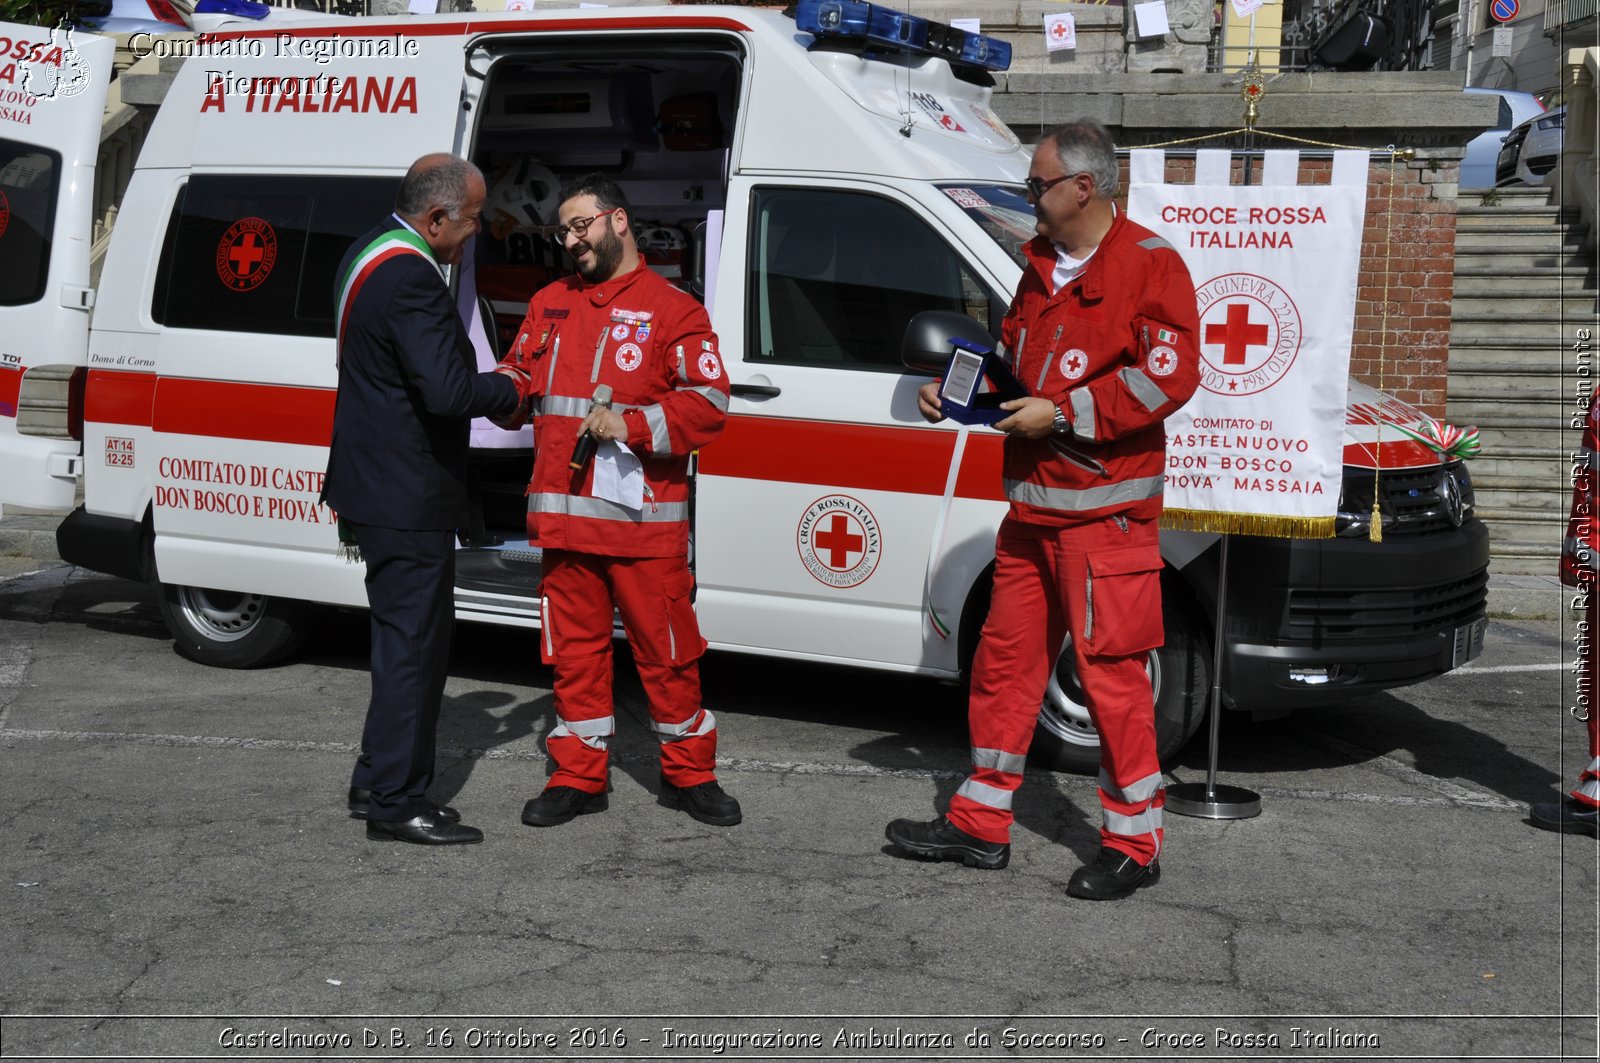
top-left (1447, 185), bottom-right (1600, 576)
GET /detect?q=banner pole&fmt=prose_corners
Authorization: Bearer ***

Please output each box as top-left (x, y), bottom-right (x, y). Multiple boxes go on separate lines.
top-left (1167, 533), bottom-right (1261, 818)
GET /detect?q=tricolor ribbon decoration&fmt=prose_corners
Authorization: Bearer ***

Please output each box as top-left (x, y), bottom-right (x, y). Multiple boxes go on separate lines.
top-left (1394, 416), bottom-right (1482, 460)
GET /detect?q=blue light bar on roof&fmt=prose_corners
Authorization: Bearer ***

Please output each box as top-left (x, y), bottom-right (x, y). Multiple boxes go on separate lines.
top-left (794, 0), bottom-right (1012, 72)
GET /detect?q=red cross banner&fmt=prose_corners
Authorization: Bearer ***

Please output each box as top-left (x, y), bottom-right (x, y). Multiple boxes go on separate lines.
top-left (1127, 148), bottom-right (1370, 538)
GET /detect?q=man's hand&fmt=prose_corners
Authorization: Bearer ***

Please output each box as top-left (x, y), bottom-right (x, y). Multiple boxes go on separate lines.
top-left (917, 380), bottom-right (945, 424)
top-left (994, 396), bottom-right (1058, 439)
top-left (581, 406), bottom-right (628, 445)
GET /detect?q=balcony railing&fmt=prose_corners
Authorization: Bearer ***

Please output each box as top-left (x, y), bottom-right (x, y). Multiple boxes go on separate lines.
top-left (1545, 0), bottom-right (1599, 29)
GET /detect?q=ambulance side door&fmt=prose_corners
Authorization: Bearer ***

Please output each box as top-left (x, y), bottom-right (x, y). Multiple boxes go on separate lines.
top-left (694, 179), bottom-right (1009, 671)
top-left (0, 23), bottom-right (114, 512)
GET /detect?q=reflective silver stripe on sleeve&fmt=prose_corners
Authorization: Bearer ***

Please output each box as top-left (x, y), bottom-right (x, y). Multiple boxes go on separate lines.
top-left (590, 325), bottom-right (608, 381)
top-left (956, 778), bottom-right (1014, 810)
top-left (676, 344), bottom-right (687, 383)
top-left (972, 746), bottom-right (1028, 775)
top-left (540, 595), bottom-right (553, 657)
top-left (643, 404), bottom-right (672, 455)
top-left (1070, 387), bottom-right (1096, 439)
top-left (1099, 769), bottom-right (1164, 805)
top-left (684, 384), bottom-right (730, 413)
top-left (545, 335), bottom-right (561, 394)
top-left (1104, 806), bottom-right (1164, 836)
top-left (530, 493), bottom-right (689, 523)
top-left (650, 708), bottom-right (717, 742)
top-left (1005, 475), bottom-right (1164, 512)
top-left (550, 714), bottom-right (615, 751)
top-left (1120, 366), bottom-right (1170, 414)
top-left (1564, 537), bottom-right (1600, 570)
top-left (1137, 236), bottom-right (1175, 252)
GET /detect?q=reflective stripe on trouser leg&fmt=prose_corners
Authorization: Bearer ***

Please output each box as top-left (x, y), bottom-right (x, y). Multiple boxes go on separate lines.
top-left (1082, 654), bottom-right (1163, 863)
top-left (542, 551), bottom-right (617, 794)
top-left (949, 520), bottom-right (1066, 845)
top-left (610, 554), bottom-right (719, 786)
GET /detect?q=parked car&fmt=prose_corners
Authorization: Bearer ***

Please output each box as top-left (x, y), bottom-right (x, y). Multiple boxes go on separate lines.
top-left (1496, 106), bottom-right (1565, 187)
top-left (1460, 87), bottom-right (1545, 190)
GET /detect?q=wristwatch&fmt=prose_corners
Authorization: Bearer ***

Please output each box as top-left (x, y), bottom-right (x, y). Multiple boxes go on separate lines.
top-left (1051, 404), bottom-right (1071, 436)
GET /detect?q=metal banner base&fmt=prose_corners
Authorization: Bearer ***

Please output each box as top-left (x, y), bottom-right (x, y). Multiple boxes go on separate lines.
top-left (1164, 533), bottom-right (1263, 822)
top-left (1165, 781), bottom-right (1262, 820)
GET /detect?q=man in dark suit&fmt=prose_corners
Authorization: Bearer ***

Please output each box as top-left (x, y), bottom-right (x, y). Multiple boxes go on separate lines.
top-left (324, 153), bottom-right (527, 845)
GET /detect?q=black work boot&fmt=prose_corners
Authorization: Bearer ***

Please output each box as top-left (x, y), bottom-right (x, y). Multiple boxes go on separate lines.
top-left (521, 785), bottom-right (608, 827)
top-left (1530, 797), bottom-right (1600, 838)
top-left (1066, 846), bottom-right (1160, 900)
top-left (660, 775), bottom-right (742, 826)
top-left (884, 815), bottom-right (1010, 870)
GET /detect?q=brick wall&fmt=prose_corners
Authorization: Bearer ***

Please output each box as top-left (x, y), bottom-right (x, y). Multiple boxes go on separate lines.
top-left (1116, 152), bottom-right (1457, 418)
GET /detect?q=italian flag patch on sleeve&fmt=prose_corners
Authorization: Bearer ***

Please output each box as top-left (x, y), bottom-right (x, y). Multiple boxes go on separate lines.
top-left (1156, 327), bottom-right (1178, 344)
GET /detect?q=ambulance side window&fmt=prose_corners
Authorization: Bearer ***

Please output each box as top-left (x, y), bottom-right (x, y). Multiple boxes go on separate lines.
top-left (152, 175), bottom-right (400, 338)
top-left (747, 187), bottom-right (1003, 371)
top-left (0, 140), bottom-right (59, 307)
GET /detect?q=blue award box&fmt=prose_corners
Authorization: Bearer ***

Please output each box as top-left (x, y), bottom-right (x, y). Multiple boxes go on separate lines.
top-left (938, 337), bottom-right (1028, 426)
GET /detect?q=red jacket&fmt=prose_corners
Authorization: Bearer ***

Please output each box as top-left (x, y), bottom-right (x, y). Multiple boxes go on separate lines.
top-left (1564, 394), bottom-right (1597, 587)
top-left (998, 211), bottom-right (1200, 526)
top-left (500, 261), bottom-right (728, 557)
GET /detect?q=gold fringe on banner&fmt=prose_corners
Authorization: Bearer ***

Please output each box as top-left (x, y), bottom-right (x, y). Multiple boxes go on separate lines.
top-left (1161, 509), bottom-right (1338, 539)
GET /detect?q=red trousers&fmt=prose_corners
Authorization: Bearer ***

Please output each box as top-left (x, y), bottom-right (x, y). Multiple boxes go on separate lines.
top-left (948, 516), bottom-right (1166, 864)
top-left (539, 550), bottom-right (717, 793)
top-left (1577, 594), bottom-right (1600, 808)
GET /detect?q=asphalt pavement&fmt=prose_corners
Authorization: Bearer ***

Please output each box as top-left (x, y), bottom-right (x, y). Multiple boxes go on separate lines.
top-left (0, 555), bottom-right (1596, 1061)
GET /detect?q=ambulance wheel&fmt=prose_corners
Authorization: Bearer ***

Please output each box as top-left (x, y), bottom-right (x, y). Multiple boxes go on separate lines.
top-left (158, 583), bottom-right (314, 668)
top-left (1029, 589), bottom-right (1210, 776)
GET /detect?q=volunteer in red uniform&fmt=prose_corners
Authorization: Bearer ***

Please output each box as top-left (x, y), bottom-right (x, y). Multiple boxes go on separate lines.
top-left (1533, 392), bottom-right (1600, 837)
top-left (885, 120), bottom-right (1201, 899)
top-left (496, 174), bottom-right (739, 828)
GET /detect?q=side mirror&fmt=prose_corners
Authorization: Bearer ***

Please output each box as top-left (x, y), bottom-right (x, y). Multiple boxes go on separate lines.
top-left (901, 310), bottom-right (996, 375)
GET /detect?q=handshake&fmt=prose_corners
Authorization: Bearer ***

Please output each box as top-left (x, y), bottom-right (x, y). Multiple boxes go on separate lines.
top-left (490, 361), bottom-right (537, 430)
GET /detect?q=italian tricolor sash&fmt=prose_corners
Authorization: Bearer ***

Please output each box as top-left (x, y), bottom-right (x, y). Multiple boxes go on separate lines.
top-left (334, 228), bottom-right (437, 357)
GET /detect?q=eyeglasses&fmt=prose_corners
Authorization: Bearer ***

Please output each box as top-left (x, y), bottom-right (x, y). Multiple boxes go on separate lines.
top-left (1024, 173), bottom-right (1085, 200)
top-left (552, 208), bottom-right (619, 244)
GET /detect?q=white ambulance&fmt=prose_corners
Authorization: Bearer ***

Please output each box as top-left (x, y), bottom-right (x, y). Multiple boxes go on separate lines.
top-left (0, 1), bottom-right (1487, 773)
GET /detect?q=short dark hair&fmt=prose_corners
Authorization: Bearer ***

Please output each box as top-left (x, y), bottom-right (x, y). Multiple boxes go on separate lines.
top-left (1042, 120), bottom-right (1119, 199)
top-left (558, 173), bottom-right (633, 217)
top-left (395, 154), bottom-right (482, 219)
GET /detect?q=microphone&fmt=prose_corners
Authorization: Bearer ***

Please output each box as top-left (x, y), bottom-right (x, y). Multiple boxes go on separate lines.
top-left (569, 383), bottom-right (614, 473)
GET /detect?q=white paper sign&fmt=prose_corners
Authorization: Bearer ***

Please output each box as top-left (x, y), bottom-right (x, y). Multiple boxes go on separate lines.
top-left (1133, 0), bottom-right (1170, 37)
top-left (1043, 11), bottom-right (1077, 51)
top-left (950, 17), bottom-right (980, 32)
top-left (505, 0), bottom-right (532, 9)
top-left (593, 441), bottom-right (643, 511)
top-left (1229, 0), bottom-right (1266, 17)
top-left (1491, 24), bottom-right (1513, 56)
top-left (407, 0), bottom-right (438, 13)
top-left (1127, 149), bottom-right (1371, 535)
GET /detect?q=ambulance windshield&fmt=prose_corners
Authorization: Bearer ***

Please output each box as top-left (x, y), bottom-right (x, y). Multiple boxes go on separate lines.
top-left (937, 184), bottom-right (1034, 270)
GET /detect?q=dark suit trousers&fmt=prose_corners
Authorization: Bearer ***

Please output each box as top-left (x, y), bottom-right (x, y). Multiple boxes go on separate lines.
top-left (348, 523), bottom-right (457, 822)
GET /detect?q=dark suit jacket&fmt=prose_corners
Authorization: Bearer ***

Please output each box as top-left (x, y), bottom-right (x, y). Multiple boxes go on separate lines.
top-left (324, 219), bottom-right (516, 530)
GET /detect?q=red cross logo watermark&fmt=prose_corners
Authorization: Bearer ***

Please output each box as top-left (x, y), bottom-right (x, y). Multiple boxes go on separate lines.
top-left (215, 217), bottom-right (279, 292)
top-left (1194, 273), bottom-right (1302, 396)
top-left (797, 495), bottom-right (882, 588)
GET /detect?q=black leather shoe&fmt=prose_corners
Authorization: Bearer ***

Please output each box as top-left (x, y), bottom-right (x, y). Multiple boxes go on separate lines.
top-left (1066, 846), bottom-right (1160, 900)
top-left (1531, 797), bottom-right (1600, 837)
top-left (347, 787), bottom-right (459, 823)
top-left (661, 775), bottom-right (742, 826)
top-left (884, 815), bottom-right (1009, 869)
top-left (521, 786), bottom-right (609, 827)
top-left (366, 811), bottom-right (483, 845)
